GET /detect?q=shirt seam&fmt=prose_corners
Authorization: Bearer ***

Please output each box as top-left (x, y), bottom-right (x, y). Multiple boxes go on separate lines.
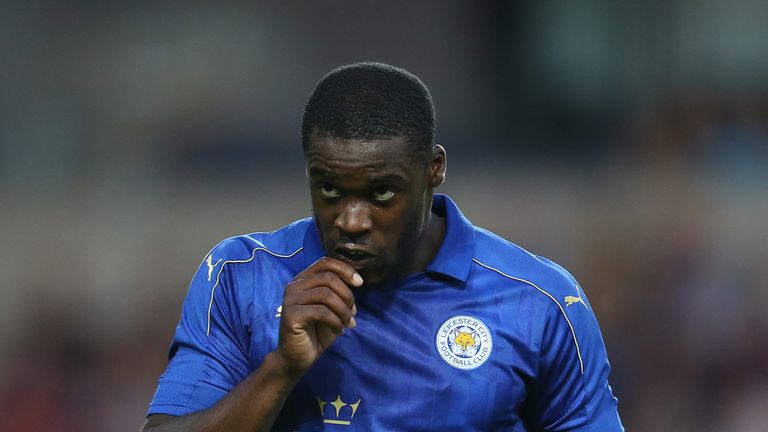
top-left (471, 258), bottom-right (584, 374)
top-left (207, 246), bottom-right (303, 335)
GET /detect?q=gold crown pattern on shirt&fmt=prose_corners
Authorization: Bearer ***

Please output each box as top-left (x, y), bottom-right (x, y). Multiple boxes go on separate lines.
top-left (316, 395), bottom-right (362, 425)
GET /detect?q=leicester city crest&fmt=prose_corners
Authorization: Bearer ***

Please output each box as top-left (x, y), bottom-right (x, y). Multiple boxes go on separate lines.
top-left (435, 315), bottom-right (493, 370)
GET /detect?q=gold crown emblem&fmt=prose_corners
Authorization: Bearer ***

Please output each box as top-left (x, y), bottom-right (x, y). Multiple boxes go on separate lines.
top-left (316, 395), bottom-right (361, 425)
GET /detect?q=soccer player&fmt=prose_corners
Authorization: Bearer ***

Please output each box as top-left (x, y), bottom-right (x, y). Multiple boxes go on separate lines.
top-left (142, 62), bottom-right (624, 431)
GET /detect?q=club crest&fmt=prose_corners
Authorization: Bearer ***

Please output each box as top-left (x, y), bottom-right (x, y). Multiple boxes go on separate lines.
top-left (435, 315), bottom-right (493, 370)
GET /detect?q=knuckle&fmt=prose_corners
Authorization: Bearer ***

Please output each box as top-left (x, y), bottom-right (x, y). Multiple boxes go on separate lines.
top-left (336, 286), bottom-right (353, 304)
top-left (315, 305), bottom-right (336, 323)
top-left (325, 307), bottom-right (342, 326)
top-left (285, 279), bottom-right (302, 292)
top-left (281, 292), bottom-right (295, 305)
top-left (320, 271), bottom-right (340, 285)
top-left (320, 305), bottom-right (334, 319)
top-left (278, 305), bottom-right (295, 320)
top-left (284, 282), bottom-right (301, 295)
top-left (316, 285), bottom-right (334, 301)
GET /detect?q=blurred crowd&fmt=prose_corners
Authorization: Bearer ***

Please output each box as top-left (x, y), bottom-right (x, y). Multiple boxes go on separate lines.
top-left (1, 2), bottom-right (767, 431)
top-left (586, 92), bottom-right (768, 431)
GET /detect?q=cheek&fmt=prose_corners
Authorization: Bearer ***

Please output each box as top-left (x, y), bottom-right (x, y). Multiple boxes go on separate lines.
top-left (375, 204), bottom-right (409, 233)
top-left (311, 195), bottom-right (335, 222)
top-left (311, 203), bottom-right (337, 240)
top-left (379, 203), bottom-right (423, 252)
top-left (316, 207), bottom-right (335, 228)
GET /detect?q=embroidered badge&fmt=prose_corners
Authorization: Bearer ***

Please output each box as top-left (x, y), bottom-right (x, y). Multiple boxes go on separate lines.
top-left (436, 315), bottom-right (493, 370)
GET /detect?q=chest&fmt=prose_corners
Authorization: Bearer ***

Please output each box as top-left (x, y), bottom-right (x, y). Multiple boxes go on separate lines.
top-left (253, 280), bottom-right (544, 431)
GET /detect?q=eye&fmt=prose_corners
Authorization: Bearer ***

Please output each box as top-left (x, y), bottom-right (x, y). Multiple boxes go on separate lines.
top-left (319, 185), bottom-right (341, 198)
top-left (372, 188), bottom-right (395, 202)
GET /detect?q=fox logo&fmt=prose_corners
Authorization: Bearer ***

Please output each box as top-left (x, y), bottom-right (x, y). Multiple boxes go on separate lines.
top-left (206, 254), bottom-right (222, 281)
top-left (454, 331), bottom-right (476, 351)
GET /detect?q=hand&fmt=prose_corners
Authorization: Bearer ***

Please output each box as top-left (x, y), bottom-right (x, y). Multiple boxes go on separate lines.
top-left (274, 257), bottom-right (362, 375)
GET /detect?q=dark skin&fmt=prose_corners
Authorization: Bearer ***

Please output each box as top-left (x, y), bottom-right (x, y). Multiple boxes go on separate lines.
top-left (307, 135), bottom-right (446, 286)
top-left (141, 135), bottom-right (446, 432)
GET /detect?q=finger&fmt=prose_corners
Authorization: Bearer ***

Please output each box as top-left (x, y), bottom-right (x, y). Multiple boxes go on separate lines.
top-left (306, 271), bottom-right (357, 309)
top-left (315, 323), bottom-right (340, 352)
top-left (295, 285), bottom-right (356, 329)
top-left (295, 304), bottom-right (346, 335)
top-left (299, 256), bottom-right (364, 287)
top-left (285, 272), bottom-right (356, 312)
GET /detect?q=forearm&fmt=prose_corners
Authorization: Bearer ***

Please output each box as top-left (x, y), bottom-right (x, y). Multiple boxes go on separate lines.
top-left (142, 351), bottom-right (302, 432)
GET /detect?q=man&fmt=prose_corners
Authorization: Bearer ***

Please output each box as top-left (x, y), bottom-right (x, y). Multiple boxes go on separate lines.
top-left (142, 62), bottom-right (624, 431)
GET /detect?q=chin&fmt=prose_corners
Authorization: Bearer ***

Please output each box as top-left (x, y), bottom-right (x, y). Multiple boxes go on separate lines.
top-left (359, 273), bottom-right (385, 286)
top-left (358, 266), bottom-right (401, 286)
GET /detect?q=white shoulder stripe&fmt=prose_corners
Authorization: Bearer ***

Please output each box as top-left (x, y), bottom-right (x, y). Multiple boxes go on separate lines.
top-left (206, 246), bottom-right (303, 335)
top-left (472, 258), bottom-right (584, 374)
top-left (242, 233), bottom-right (270, 243)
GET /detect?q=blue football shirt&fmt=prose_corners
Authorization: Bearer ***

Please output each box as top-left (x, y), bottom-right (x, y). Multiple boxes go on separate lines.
top-left (148, 194), bottom-right (624, 431)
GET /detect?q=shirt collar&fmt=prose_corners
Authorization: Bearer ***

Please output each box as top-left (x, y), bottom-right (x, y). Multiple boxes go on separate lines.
top-left (303, 193), bottom-right (475, 283)
top-left (425, 194), bottom-right (475, 283)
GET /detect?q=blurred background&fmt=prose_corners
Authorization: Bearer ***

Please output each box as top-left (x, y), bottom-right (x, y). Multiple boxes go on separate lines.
top-left (1, 1), bottom-right (766, 431)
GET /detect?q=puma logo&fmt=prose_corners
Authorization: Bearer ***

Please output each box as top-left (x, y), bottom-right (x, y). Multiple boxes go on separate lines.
top-left (564, 295), bottom-right (583, 307)
top-left (206, 254), bottom-right (222, 281)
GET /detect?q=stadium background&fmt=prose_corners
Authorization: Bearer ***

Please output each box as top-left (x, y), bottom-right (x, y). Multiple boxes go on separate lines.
top-left (1, 1), bottom-right (766, 431)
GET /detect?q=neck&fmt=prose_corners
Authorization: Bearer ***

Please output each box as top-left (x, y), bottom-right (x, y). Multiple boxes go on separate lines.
top-left (409, 207), bottom-right (446, 274)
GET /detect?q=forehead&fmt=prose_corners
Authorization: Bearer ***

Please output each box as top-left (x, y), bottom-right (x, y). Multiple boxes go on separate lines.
top-left (305, 136), bottom-right (417, 179)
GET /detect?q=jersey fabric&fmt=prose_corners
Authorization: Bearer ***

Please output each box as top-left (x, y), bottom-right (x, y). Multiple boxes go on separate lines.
top-left (148, 194), bottom-right (624, 431)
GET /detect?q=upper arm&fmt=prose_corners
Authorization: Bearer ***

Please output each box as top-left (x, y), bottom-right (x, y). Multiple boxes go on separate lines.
top-left (146, 246), bottom-right (252, 417)
top-left (531, 281), bottom-right (624, 431)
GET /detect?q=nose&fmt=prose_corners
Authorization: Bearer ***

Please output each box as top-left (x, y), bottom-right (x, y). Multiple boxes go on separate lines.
top-left (334, 199), bottom-right (372, 237)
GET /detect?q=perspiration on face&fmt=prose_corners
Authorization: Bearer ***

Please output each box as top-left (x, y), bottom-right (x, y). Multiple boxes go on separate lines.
top-left (305, 135), bottom-right (433, 285)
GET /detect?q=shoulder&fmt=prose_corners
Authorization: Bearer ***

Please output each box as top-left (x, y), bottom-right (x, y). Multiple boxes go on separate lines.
top-left (471, 226), bottom-right (582, 304)
top-left (206, 217), bottom-right (312, 265)
top-left (470, 226), bottom-right (610, 379)
top-left (189, 218), bottom-right (313, 334)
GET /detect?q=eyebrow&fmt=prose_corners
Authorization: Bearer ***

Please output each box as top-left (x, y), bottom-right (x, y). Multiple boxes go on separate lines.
top-left (369, 174), bottom-right (408, 185)
top-left (307, 166), bottom-right (332, 178)
top-left (307, 167), bottom-right (407, 185)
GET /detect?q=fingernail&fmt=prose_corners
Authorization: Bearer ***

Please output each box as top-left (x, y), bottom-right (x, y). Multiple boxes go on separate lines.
top-left (351, 304), bottom-right (357, 316)
top-left (348, 316), bottom-right (357, 329)
top-left (352, 273), bottom-right (363, 286)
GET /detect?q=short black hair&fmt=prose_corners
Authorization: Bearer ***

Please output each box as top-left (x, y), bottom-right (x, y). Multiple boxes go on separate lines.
top-left (302, 62), bottom-right (435, 160)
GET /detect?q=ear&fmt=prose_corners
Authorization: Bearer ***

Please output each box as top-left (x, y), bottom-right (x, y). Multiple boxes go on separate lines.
top-left (427, 144), bottom-right (446, 188)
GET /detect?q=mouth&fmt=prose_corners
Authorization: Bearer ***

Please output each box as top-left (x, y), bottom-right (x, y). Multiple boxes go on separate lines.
top-left (334, 246), bottom-right (375, 269)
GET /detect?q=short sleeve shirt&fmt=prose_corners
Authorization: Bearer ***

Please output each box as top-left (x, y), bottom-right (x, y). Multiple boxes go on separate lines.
top-left (148, 194), bottom-right (624, 431)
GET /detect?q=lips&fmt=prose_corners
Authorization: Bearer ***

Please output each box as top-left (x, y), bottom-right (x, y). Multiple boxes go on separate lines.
top-left (334, 246), bottom-right (375, 269)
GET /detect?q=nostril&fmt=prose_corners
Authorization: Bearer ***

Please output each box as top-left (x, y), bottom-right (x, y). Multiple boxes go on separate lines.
top-left (335, 204), bottom-right (372, 233)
